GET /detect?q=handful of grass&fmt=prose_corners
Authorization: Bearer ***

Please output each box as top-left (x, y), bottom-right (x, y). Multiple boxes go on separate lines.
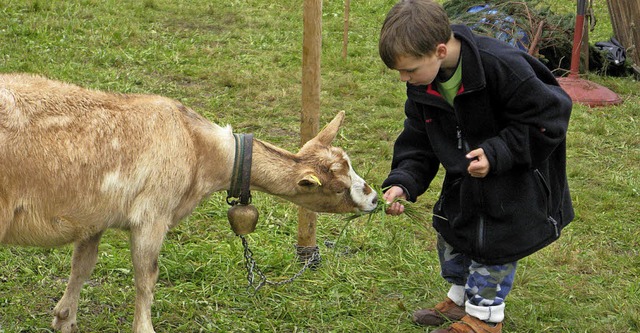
top-left (345, 198), bottom-right (428, 226)
top-left (345, 186), bottom-right (444, 225)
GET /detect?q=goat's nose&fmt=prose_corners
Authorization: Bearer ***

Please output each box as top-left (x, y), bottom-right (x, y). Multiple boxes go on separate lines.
top-left (371, 196), bottom-right (378, 206)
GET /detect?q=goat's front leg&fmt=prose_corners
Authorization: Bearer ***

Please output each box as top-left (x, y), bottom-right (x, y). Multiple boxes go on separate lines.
top-left (130, 222), bottom-right (168, 333)
top-left (52, 232), bottom-right (104, 333)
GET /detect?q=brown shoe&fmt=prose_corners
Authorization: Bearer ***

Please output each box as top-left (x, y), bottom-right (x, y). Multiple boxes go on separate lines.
top-left (430, 315), bottom-right (503, 333)
top-left (412, 297), bottom-right (466, 326)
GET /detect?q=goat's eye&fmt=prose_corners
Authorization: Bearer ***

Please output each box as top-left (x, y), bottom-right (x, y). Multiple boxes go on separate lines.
top-left (328, 181), bottom-right (349, 194)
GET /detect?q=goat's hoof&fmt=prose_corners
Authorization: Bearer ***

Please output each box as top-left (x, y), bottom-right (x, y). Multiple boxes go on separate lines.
top-left (52, 313), bottom-right (78, 333)
top-left (53, 308), bottom-right (70, 320)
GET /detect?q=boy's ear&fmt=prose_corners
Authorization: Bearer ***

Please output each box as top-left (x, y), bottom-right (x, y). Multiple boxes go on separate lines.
top-left (436, 43), bottom-right (447, 59)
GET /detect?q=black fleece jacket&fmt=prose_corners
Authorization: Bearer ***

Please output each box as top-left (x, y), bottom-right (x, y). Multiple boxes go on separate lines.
top-left (382, 25), bottom-right (574, 264)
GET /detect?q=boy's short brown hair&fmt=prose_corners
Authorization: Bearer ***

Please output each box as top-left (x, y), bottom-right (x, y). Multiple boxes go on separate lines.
top-left (379, 0), bottom-right (452, 68)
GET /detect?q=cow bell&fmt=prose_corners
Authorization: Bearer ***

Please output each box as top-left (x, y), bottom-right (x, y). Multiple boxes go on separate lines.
top-left (227, 204), bottom-right (259, 235)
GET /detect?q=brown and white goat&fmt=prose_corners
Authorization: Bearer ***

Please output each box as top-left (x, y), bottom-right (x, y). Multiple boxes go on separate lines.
top-left (0, 73), bottom-right (378, 333)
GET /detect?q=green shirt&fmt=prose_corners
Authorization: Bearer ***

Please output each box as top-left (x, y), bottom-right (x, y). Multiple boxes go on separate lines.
top-left (436, 59), bottom-right (462, 106)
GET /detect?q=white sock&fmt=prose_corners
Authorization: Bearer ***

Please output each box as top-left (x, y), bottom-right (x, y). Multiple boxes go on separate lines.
top-left (465, 300), bottom-right (505, 323)
top-left (447, 284), bottom-right (466, 306)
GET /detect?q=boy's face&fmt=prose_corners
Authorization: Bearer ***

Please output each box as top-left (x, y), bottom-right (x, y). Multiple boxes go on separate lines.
top-left (395, 53), bottom-right (442, 86)
top-left (393, 53), bottom-right (442, 86)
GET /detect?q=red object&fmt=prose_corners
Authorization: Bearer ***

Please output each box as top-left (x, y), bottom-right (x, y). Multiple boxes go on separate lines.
top-left (557, 0), bottom-right (622, 107)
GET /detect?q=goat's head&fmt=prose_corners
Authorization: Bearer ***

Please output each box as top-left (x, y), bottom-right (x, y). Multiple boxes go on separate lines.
top-left (287, 111), bottom-right (378, 214)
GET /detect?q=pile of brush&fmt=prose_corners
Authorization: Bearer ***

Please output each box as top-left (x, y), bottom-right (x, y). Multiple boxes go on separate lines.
top-left (443, 0), bottom-right (575, 74)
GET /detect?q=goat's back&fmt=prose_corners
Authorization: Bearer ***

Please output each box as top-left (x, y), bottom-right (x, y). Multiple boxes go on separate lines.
top-left (0, 74), bottom-right (211, 246)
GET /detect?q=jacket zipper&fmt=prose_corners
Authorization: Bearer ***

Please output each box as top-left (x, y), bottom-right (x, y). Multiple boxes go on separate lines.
top-left (457, 124), bottom-right (486, 250)
top-left (436, 177), bottom-right (462, 220)
top-left (455, 111), bottom-right (487, 250)
top-left (534, 169), bottom-right (560, 238)
top-left (456, 125), bottom-right (472, 153)
top-left (548, 216), bottom-right (559, 237)
top-left (477, 214), bottom-right (485, 252)
top-left (475, 175), bottom-right (486, 253)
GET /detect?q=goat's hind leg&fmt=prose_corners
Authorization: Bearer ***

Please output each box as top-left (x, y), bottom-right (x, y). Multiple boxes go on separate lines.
top-left (52, 232), bottom-right (103, 333)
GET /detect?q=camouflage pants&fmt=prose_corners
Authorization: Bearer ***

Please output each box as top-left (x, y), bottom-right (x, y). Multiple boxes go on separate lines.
top-left (437, 233), bottom-right (517, 308)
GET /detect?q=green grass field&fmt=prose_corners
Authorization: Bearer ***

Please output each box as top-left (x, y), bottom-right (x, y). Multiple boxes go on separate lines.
top-left (0, 0), bottom-right (638, 332)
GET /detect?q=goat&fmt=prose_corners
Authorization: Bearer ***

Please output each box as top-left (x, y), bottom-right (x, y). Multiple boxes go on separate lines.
top-left (0, 73), bottom-right (378, 333)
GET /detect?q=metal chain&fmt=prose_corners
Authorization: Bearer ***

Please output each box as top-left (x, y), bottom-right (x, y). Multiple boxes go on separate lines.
top-left (240, 235), bottom-right (319, 293)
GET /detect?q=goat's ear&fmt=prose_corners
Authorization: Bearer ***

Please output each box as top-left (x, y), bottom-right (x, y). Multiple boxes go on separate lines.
top-left (313, 111), bottom-right (345, 146)
top-left (298, 173), bottom-right (323, 188)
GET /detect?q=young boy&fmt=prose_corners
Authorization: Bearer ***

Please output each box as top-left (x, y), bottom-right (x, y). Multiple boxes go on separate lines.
top-left (378, 1), bottom-right (574, 332)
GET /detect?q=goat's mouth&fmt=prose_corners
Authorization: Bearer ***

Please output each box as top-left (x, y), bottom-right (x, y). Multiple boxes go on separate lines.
top-left (356, 207), bottom-right (377, 214)
top-left (356, 198), bottom-right (378, 214)
top-left (345, 204), bottom-right (380, 221)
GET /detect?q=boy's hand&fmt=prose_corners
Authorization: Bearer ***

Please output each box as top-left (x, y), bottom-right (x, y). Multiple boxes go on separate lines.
top-left (466, 148), bottom-right (490, 178)
top-left (383, 186), bottom-right (407, 216)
